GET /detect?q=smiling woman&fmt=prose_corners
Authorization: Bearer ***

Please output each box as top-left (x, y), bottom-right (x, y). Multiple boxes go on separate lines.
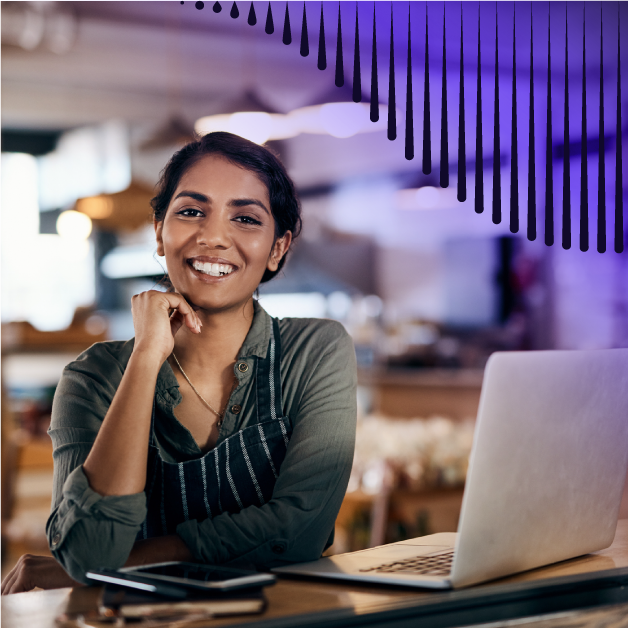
top-left (1, 132), bottom-right (357, 595)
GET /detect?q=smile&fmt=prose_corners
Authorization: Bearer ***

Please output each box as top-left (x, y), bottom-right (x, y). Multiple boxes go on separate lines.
top-left (191, 260), bottom-right (236, 277)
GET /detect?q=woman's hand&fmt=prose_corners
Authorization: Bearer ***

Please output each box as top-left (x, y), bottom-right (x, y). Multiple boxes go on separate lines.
top-left (1, 554), bottom-right (80, 595)
top-left (131, 291), bottom-right (202, 364)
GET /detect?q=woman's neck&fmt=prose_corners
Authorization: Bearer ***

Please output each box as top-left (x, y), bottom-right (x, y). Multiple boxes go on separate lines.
top-left (172, 298), bottom-right (255, 369)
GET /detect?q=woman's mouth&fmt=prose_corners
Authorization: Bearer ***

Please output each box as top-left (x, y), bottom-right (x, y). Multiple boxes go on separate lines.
top-left (190, 260), bottom-right (236, 277)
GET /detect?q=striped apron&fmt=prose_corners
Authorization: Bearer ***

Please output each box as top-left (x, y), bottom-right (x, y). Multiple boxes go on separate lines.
top-left (139, 318), bottom-right (291, 539)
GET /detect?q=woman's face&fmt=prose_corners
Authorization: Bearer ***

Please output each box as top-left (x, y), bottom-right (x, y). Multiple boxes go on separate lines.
top-left (155, 154), bottom-right (291, 313)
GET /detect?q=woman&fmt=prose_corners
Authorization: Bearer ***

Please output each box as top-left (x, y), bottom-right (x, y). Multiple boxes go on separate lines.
top-left (1, 132), bottom-right (357, 594)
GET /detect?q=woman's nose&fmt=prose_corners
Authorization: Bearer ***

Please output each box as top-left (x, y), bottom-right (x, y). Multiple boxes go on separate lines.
top-left (197, 212), bottom-right (231, 249)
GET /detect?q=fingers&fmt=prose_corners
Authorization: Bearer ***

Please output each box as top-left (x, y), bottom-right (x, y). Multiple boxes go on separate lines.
top-left (161, 293), bottom-right (202, 334)
top-left (1, 555), bottom-right (32, 595)
top-left (1, 564), bottom-right (19, 595)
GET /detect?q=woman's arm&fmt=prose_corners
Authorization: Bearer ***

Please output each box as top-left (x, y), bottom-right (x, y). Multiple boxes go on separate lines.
top-left (46, 291), bottom-right (201, 582)
top-left (83, 291), bottom-right (201, 496)
top-left (176, 321), bottom-right (357, 568)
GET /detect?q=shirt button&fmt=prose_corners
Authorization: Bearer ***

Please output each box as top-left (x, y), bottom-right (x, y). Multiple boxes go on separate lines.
top-left (271, 544), bottom-right (286, 555)
top-left (237, 362), bottom-right (249, 373)
top-left (52, 533), bottom-right (61, 546)
top-left (231, 404), bottom-right (242, 415)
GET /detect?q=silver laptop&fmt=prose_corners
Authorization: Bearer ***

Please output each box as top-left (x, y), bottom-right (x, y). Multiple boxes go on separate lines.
top-left (274, 349), bottom-right (628, 589)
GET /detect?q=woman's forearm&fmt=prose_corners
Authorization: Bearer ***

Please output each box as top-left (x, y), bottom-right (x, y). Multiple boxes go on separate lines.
top-left (83, 349), bottom-right (163, 496)
top-left (126, 536), bottom-right (194, 567)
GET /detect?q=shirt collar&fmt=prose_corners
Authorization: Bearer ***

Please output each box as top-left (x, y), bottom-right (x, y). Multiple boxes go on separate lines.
top-left (155, 299), bottom-right (271, 400)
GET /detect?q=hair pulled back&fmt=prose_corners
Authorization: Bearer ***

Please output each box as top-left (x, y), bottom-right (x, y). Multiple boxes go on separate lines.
top-left (151, 132), bottom-right (302, 283)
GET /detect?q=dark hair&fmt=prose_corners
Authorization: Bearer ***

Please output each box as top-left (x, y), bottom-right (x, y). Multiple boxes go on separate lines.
top-left (151, 132), bottom-right (302, 283)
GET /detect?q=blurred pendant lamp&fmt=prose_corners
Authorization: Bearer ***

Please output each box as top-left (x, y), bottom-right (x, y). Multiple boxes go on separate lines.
top-left (139, 115), bottom-right (196, 151)
top-left (195, 90), bottom-right (279, 145)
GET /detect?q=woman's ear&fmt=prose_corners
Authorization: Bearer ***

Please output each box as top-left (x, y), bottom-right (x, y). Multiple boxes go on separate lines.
top-left (267, 231), bottom-right (293, 272)
top-left (155, 220), bottom-right (165, 257)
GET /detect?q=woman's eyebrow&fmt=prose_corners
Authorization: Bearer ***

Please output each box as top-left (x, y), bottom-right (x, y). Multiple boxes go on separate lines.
top-left (229, 198), bottom-right (270, 215)
top-left (174, 190), bottom-right (208, 203)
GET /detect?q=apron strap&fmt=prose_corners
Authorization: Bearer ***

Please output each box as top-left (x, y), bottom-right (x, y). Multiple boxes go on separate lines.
top-left (255, 317), bottom-right (284, 423)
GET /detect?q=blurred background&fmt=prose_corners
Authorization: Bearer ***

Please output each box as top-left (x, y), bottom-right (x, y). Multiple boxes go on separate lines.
top-left (2, 1), bottom-right (628, 576)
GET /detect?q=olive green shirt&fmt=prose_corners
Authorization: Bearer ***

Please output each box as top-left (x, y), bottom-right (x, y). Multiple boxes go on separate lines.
top-left (46, 302), bottom-right (357, 582)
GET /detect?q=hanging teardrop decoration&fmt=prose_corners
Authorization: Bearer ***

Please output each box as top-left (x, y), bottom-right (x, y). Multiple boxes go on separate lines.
top-left (457, 3), bottom-right (466, 202)
top-left (318, 3), bottom-right (327, 70)
top-left (527, 5), bottom-right (536, 240)
top-left (265, 2), bottom-right (274, 34)
top-left (615, 8), bottom-right (624, 254)
top-left (545, 6), bottom-right (554, 247)
top-left (300, 3), bottom-right (309, 57)
top-left (230, 2), bottom-right (239, 19)
top-left (195, 2), bottom-right (204, 10)
top-left (212, 2), bottom-right (222, 13)
top-left (335, 3), bottom-right (344, 87)
top-left (580, 8), bottom-right (588, 251)
top-left (562, 8), bottom-right (571, 249)
top-left (597, 9), bottom-right (606, 253)
top-left (370, 2), bottom-right (379, 122)
top-left (509, 6), bottom-right (519, 233)
top-left (439, 6), bottom-right (449, 187)
top-left (353, 3), bottom-right (361, 102)
top-left (423, 3), bottom-right (432, 173)
top-left (492, 6), bottom-right (501, 225)
top-left (475, 8), bottom-right (483, 213)
top-left (283, 3), bottom-right (292, 45)
top-left (405, 3), bottom-right (414, 160)
top-left (247, 1), bottom-right (256, 25)
top-left (388, 2), bottom-right (396, 140)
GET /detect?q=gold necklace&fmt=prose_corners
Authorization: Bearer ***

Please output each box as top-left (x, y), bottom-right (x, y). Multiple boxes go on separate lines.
top-left (172, 352), bottom-right (228, 424)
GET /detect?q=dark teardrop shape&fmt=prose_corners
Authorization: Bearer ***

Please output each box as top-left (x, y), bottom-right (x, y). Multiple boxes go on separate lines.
top-left (370, 2), bottom-right (379, 122)
top-left (265, 2), bottom-right (274, 34)
top-left (405, 4), bottom-right (414, 160)
top-left (492, 7), bottom-right (501, 225)
top-left (457, 3), bottom-right (466, 203)
top-left (212, 2), bottom-right (221, 13)
top-left (545, 9), bottom-right (554, 247)
top-left (597, 9), bottom-right (606, 253)
top-left (528, 5), bottom-right (536, 240)
top-left (474, 8), bottom-right (483, 213)
top-left (335, 3), bottom-right (344, 87)
top-left (439, 5), bottom-right (449, 187)
top-left (283, 3), bottom-right (292, 45)
top-left (388, 2), bottom-right (396, 141)
top-left (230, 2), bottom-right (239, 18)
top-left (423, 4), bottom-right (431, 174)
top-left (562, 8), bottom-right (571, 249)
top-left (580, 7), bottom-right (588, 251)
top-left (318, 3), bottom-right (327, 70)
top-left (615, 8), bottom-right (624, 253)
top-left (247, 2), bottom-right (256, 25)
top-left (300, 3), bottom-right (309, 57)
top-left (353, 4), bottom-right (361, 102)
top-left (509, 6), bottom-right (519, 234)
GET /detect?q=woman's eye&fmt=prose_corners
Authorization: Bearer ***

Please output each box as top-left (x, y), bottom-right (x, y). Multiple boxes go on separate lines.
top-left (234, 215), bottom-right (262, 226)
top-left (176, 208), bottom-right (204, 217)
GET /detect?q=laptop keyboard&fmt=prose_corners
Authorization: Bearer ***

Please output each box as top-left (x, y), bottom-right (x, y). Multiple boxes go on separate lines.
top-left (359, 549), bottom-right (454, 576)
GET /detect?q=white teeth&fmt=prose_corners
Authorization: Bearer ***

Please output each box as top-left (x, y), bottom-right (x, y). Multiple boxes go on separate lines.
top-left (192, 261), bottom-right (235, 277)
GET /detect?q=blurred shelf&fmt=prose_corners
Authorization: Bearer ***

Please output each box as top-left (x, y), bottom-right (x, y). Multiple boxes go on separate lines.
top-left (358, 367), bottom-right (483, 420)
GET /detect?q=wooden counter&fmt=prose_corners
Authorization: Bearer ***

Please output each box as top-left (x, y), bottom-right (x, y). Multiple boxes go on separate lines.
top-left (4, 520), bottom-right (628, 628)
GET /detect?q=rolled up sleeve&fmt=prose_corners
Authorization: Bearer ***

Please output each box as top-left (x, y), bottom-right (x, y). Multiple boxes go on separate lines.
top-left (176, 322), bottom-right (357, 569)
top-left (47, 466), bottom-right (146, 582)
